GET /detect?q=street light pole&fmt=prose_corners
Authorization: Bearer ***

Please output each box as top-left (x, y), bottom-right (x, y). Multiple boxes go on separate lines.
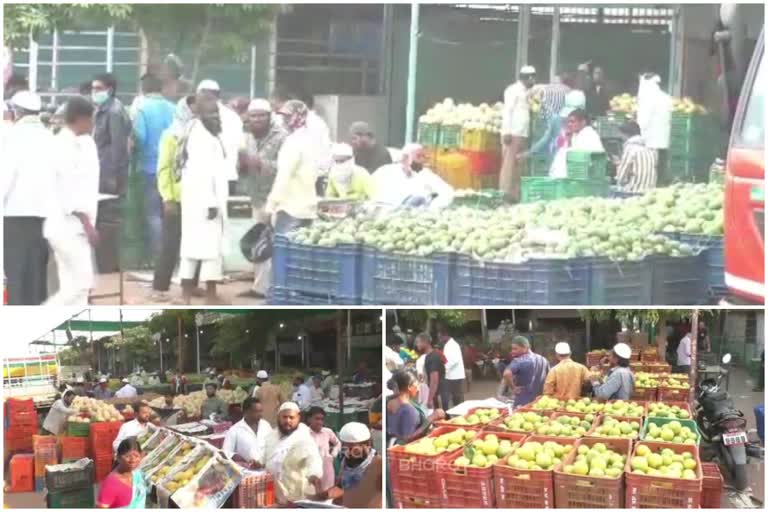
top-left (404, 2), bottom-right (420, 144)
top-left (195, 313), bottom-right (202, 375)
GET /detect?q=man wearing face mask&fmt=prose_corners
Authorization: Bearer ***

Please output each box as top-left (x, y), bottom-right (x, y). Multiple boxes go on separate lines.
top-left (326, 143), bottom-right (374, 201)
top-left (91, 73), bottom-right (132, 196)
top-left (237, 98), bottom-right (287, 299)
top-left (318, 422), bottom-right (382, 508)
top-left (178, 94), bottom-right (229, 305)
top-left (371, 143), bottom-right (454, 209)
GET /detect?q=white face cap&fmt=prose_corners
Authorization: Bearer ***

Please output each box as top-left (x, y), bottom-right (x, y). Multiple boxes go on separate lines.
top-left (332, 143), bottom-right (354, 158)
top-left (520, 65), bottom-right (536, 75)
top-left (256, 370), bottom-right (268, 379)
top-left (76, 377), bottom-right (84, 383)
top-left (99, 377), bottom-right (107, 383)
top-left (555, 342), bottom-right (571, 356)
top-left (278, 401), bottom-right (300, 413)
top-left (247, 98), bottom-right (272, 113)
top-left (196, 79), bottom-right (220, 93)
top-left (11, 91), bottom-right (42, 112)
top-left (122, 378), bottom-right (129, 384)
top-left (613, 343), bottom-right (632, 360)
top-left (338, 422), bottom-right (371, 443)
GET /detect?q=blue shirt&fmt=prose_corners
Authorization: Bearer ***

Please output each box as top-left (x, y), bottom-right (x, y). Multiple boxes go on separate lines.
top-left (507, 351), bottom-right (551, 407)
top-left (529, 114), bottom-right (564, 159)
top-left (133, 94), bottom-right (175, 174)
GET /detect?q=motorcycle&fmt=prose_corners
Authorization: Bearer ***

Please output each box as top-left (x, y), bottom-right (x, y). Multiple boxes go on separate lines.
top-left (695, 353), bottom-right (763, 492)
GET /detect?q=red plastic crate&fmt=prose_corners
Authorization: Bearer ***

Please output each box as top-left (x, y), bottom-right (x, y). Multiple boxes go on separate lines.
top-left (601, 400), bottom-right (647, 419)
top-left (392, 490), bottom-right (440, 508)
top-left (461, 149), bottom-right (501, 176)
top-left (486, 410), bottom-right (556, 434)
top-left (553, 437), bottom-right (631, 508)
top-left (624, 441), bottom-right (702, 509)
top-left (492, 435), bottom-right (575, 508)
top-left (89, 421), bottom-right (122, 457)
top-left (233, 470), bottom-right (275, 507)
top-left (437, 431), bottom-right (527, 508)
top-left (6, 398), bottom-right (35, 417)
top-left (434, 406), bottom-right (509, 430)
top-left (5, 424), bottom-right (37, 453)
top-left (657, 386), bottom-right (690, 402)
top-left (8, 410), bottom-right (38, 429)
top-left (94, 453), bottom-right (114, 482)
top-left (630, 387), bottom-right (658, 401)
top-left (388, 426), bottom-right (467, 504)
top-left (9, 454), bottom-right (34, 493)
top-left (60, 436), bottom-right (89, 462)
top-left (701, 463), bottom-right (724, 508)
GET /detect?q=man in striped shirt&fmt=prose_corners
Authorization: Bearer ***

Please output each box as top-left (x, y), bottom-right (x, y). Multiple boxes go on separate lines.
top-left (539, 72), bottom-right (574, 120)
top-left (614, 121), bottom-right (658, 194)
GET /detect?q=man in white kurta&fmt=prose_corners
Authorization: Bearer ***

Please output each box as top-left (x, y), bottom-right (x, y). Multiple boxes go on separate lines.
top-left (223, 397), bottom-right (272, 466)
top-left (44, 97), bottom-right (100, 305)
top-left (178, 94), bottom-right (229, 304)
top-left (371, 144), bottom-right (454, 209)
top-left (500, 66), bottom-right (536, 202)
top-left (259, 402), bottom-right (323, 504)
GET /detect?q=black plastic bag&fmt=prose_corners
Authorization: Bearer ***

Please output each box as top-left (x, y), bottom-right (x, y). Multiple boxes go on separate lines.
top-left (240, 222), bottom-right (273, 263)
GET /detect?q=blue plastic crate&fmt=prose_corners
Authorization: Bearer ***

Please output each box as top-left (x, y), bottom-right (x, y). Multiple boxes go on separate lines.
top-left (268, 287), bottom-right (359, 305)
top-left (590, 258), bottom-right (653, 305)
top-left (452, 256), bottom-right (590, 305)
top-left (361, 248), bottom-right (453, 305)
top-left (272, 236), bottom-right (362, 302)
top-left (650, 254), bottom-right (706, 304)
top-left (660, 233), bottom-right (724, 298)
top-left (755, 405), bottom-right (764, 443)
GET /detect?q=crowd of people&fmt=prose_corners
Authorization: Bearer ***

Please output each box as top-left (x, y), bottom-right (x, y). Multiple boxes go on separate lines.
top-left (2, 53), bottom-right (460, 305)
top-left (501, 62), bottom-right (668, 201)
top-left (40, 366), bottom-right (382, 508)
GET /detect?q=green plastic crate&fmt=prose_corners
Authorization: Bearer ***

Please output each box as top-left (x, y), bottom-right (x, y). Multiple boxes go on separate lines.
top-left (595, 116), bottom-right (624, 139)
top-left (438, 125), bottom-right (462, 149)
top-left (566, 152), bottom-right (608, 180)
top-left (47, 486), bottom-right (95, 509)
top-left (640, 416), bottom-right (701, 445)
top-left (527, 155), bottom-right (551, 176)
top-left (522, 177), bottom-right (609, 202)
top-left (521, 177), bottom-right (558, 202)
top-left (417, 122), bottom-right (440, 147)
top-left (66, 422), bottom-right (90, 437)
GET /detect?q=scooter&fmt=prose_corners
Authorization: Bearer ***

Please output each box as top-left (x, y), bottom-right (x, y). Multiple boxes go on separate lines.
top-left (695, 353), bottom-right (763, 493)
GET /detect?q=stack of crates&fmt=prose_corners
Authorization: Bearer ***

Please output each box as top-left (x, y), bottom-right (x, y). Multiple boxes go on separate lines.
top-left (9, 454), bottom-right (34, 493)
top-left (521, 151), bottom-right (609, 202)
top-left (89, 421), bottom-right (121, 482)
top-left (4, 399), bottom-right (38, 454)
top-left (45, 460), bottom-right (95, 508)
top-left (33, 435), bottom-right (58, 492)
top-left (666, 113), bottom-right (719, 184)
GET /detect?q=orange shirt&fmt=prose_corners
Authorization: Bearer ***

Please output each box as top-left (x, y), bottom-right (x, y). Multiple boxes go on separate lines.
top-left (543, 358), bottom-right (590, 400)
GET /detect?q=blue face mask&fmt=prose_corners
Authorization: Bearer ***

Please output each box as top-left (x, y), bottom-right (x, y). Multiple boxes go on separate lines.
top-left (92, 90), bottom-right (110, 105)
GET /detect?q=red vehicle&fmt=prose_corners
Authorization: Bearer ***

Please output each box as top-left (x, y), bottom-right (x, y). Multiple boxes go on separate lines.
top-left (717, 9), bottom-right (765, 304)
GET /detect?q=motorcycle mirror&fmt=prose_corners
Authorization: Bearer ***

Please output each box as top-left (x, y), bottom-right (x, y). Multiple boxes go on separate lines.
top-left (722, 353), bottom-right (732, 365)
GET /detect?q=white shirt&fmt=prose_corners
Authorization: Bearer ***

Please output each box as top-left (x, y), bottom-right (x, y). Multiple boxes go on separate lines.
top-left (113, 419), bottom-right (149, 453)
top-left (637, 76), bottom-right (672, 150)
top-left (385, 345), bottom-right (404, 371)
top-left (443, 337), bottom-right (466, 380)
top-left (550, 126), bottom-right (606, 178)
top-left (42, 399), bottom-right (76, 435)
top-left (222, 418), bottom-right (272, 463)
top-left (309, 386), bottom-right (325, 406)
top-left (44, 128), bottom-right (100, 238)
top-left (1, 116), bottom-right (58, 218)
top-left (292, 384), bottom-right (312, 410)
top-left (306, 110), bottom-right (332, 173)
top-left (267, 126), bottom-right (319, 220)
top-left (502, 81), bottom-right (531, 137)
top-left (114, 384), bottom-right (138, 399)
top-left (371, 163), bottom-right (454, 209)
top-left (261, 422), bottom-right (323, 503)
top-left (677, 334), bottom-right (692, 366)
top-left (220, 102), bottom-right (244, 181)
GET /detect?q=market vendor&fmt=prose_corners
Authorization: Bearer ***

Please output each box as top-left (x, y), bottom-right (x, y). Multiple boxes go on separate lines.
top-left (72, 376), bottom-right (87, 396)
top-left (204, 370), bottom-right (218, 388)
top-left (261, 402), bottom-right (324, 504)
top-left (42, 390), bottom-right (85, 435)
top-left (253, 370), bottom-right (284, 427)
top-left (349, 121), bottom-right (392, 174)
top-left (613, 120), bottom-right (658, 194)
top-left (520, 90), bottom-right (586, 163)
top-left (93, 377), bottom-right (113, 400)
top-left (543, 342), bottom-right (591, 400)
top-left (320, 371), bottom-right (335, 396)
top-left (386, 370), bottom-right (445, 444)
top-left (222, 397), bottom-right (271, 467)
top-left (161, 394), bottom-right (183, 426)
top-left (371, 143), bottom-right (454, 209)
top-left (200, 383), bottom-right (228, 419)
top-left (504, 336), bottom-right (550, 407)
top-left (292, 373), bottom-right (312, 411)
top-left (113, 403), bottom-right (152, 453)
top-left (98, 437), bottom-right (148, 508)
top-left (591, 342), bottom-right (635, 400)
top-left (309, 376), bottom-right (325, 406)
top-left (307, 406), bottom-right (341, 493)
top-left (114, 378), bottom-right (137, 399)
top-left (549, 108), bottom-right (604, 178)
top-left (325, 143), bottom-right (374, 200)
top-left (326, 422), bottom-right (382, 508)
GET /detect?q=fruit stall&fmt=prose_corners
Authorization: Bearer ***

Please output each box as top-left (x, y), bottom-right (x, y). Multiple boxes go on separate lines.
top-left (270, 182), bottom-right (725, 305)
top-left (387, 396), bottom-right (722, 509)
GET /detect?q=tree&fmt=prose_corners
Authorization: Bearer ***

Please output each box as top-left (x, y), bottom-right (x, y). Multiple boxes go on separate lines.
top-left (4, 4), bottom-right (276, 83)
top-left (397, 309), bottom-right (466, 333)
top-left (105, 325), bottom-right (155, 370)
